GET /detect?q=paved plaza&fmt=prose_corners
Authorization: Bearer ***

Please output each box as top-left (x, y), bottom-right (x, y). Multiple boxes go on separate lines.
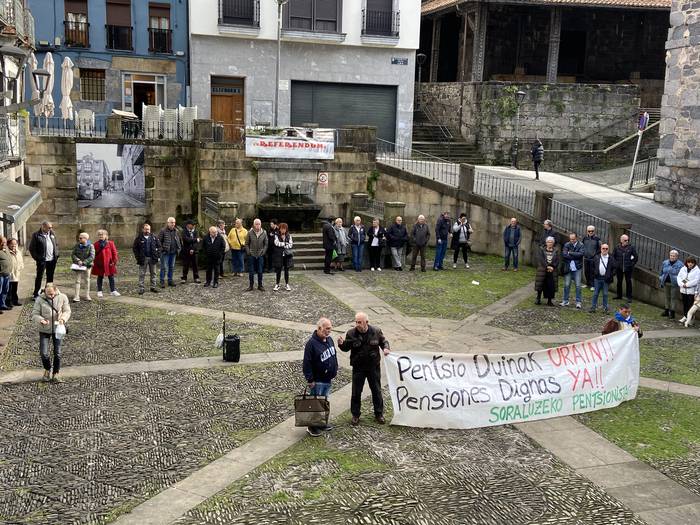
top-left (0, 256), bottom-right (699, 524)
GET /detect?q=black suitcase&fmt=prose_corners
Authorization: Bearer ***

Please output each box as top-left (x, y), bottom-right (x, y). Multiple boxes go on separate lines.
top-left (221, 312), bottom-right (241, 362)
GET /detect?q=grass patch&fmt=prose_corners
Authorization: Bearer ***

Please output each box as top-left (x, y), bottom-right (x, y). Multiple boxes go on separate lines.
top-left (346, 253), bottom-right (535, 319)
top-left (575, 388), bottom-right (700, 462)
top-left (640, 337), bottom-right (700, 387)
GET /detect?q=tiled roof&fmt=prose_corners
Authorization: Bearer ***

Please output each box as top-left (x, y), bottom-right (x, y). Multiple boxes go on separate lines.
top-left (421, 0), bottom-right (671, 15)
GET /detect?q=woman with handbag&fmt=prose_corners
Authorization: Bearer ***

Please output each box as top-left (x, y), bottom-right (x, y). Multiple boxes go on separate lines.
top-left (92, 229), bottom-right (121, 298)
top-left (227, 218), bottom-right (248, 277)
top-left (333, 218), bottom-right (349, 271)
top-left (32, 283), bottom-right (71, 382)
top-left (367, 218), bottom-right (386, 271)
top-left (272, 222), bottom-right (294, 291)
top-left (71, 232), bottom-right (95, 302)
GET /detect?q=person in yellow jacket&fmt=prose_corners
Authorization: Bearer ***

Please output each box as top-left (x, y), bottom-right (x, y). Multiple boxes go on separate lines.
top-left (227, 218), bottom-right (249, 277)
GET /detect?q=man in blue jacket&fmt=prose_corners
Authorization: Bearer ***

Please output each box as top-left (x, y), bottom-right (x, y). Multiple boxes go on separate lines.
top-left (561, 232), bottom-right (585, 308)
top-left (303, 317), bottom-right (339, 437)
top-left (433, 211), bottom-right (451, 271)
top-left (502, 218), bottom-right (521, 271)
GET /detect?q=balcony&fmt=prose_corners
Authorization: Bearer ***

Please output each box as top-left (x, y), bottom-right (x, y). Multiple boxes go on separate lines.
top-left (106, 24), bottom-right (133, 50)
top-left (148, 27), bottom-right (172, 54)
top-left (64, 21), bottom-right (89, 48)
top-left (218, 0), bottom-right (260, 27)
top-left (24, 9), bottom-right (34, 47)
top-left (362, 9), bottom-right (400, 38)
top-left (0, 1), bottom-right (35, 47)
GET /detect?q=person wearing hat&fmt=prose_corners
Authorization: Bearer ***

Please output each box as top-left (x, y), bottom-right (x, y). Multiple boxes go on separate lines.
top-left (181, 220), bottom-right (201, 284)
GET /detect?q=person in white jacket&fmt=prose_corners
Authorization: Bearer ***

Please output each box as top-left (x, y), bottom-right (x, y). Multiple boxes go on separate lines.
top-left (677, 256), bottom-right (699, 324)
top-left (7, 238), bottom-right (24, 306)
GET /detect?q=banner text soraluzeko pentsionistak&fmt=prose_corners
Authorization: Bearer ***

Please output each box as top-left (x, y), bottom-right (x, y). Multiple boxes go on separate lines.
top-left (384, 329), bottom-right (639, 430)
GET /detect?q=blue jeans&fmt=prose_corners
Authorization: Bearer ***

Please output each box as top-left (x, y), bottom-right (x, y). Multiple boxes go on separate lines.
top-left (159, 252), bottom-right (177, 283)
top-left (563, 269), bottom-right (583, 303)
top-left (0, 275), bottom-right (9, 308)
top-left (231, 249), bottom-right (245, 273)
top-left (351, 243), bottom-right (364, 271)
top-left (39, 332), bottom-right (62, 373)
top-left (434, 239), bottom-right (448, 269)
top-left (504, 246), bottom-right (519, 269)
top-left (248, 255), bottom-right (264, 287)
top-left (310, 381), bottom-right (332, 397)
top-left (591, 277), bottom-right (609, 311)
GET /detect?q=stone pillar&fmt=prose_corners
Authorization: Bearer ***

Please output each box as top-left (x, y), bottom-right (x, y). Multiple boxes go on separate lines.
top-left (351, 192), bottom-right (369, 213)
top-left (194, 119), bottom-right (215, 142)
top-left (546, 8), bottom-right (562, 84)
top-left (459, 163), bottom-right (475, 193)
top-left (383, 202), bottom-right (406, 224)
top-left (533, 190), bottom-right (553, 223)
top-left (609, 222), bottom-right (631, 248)
top-left (106, 115), bottom-right (122, 139)
top-left (471, 3), bottom-right (488, 82)
top-left (429, 18), bottom-right (441, 83)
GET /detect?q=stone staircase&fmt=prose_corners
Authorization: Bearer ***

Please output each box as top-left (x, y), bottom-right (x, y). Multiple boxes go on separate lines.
top-left (412, 109), bottom-right (484, 165)
top-left (291, 232), bottom-right (325, 270)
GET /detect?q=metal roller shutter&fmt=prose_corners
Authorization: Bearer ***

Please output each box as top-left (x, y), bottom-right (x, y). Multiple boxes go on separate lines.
top-left (291, 81), bottom-right (397, 143)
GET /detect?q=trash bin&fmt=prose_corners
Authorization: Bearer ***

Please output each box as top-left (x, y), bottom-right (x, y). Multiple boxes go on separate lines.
top-left (223, 334), bottom-right (240, 362)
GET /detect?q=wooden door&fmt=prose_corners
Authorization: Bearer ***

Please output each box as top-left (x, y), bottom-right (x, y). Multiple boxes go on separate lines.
top-left (211, 87), bottom-right (244, 142)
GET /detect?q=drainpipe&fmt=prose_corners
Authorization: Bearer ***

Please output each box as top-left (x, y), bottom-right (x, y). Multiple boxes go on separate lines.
top-left (456, 3), bottom-right (469, 138)
top-left (184, 0), bottom-right (191, 106)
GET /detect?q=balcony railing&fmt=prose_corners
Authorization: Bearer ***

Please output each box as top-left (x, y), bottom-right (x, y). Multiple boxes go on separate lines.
top-left (13, 0), bottom-right (24, 39)
top-left (218, 0), bottom-right (260, 27)
top-left (24, 8), bottom-right (34, 47)
top-left (64, 20), bottom-right (90, 47)
top-left (106, 24), bottom-right (133, 50)
top-left (148, 27), bottom-right (172, 53)
top-left (362, 9), bottom-right (399, 37)
top-left (0, 1), bottom-right (35, 46)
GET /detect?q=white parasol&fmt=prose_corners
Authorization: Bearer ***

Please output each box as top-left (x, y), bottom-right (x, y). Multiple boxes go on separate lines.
top-left (27, 52), bottom-right (41, 117)
top-left (59, 56), bottom-right (74, 122)
top-left (41, 52), bottom-right (55, 121)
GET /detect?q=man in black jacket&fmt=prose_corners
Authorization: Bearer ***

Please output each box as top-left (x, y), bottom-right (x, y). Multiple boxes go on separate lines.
top-left (266, 219), bottom-right (278, 272)
top-left (582, 225), bottom-right (602, 290)
top-left (338, 312), bottom-right (390, 426)
top-left (386, 216), bottom-right (409, 271)
top-left (589, 243), bottom-right (617, 313)
top-left (303, 317), bottom-right (339, 437)
top-left (28, 221), bottom-right (59, 299)
top-left (322, 219), bottom-right (337, 275)
top-left (410, 215), bottom-right (430, 272)
top-left (132, 223), bottom-right (161, 295)
top-left (181, 220), bottom-right (201, 284)
top-left (203, 226), bottom-right (226, 288)
top-left (612, 234), bottom-right (638, 301)
top-left (433, 212), bottom-right (451, 271)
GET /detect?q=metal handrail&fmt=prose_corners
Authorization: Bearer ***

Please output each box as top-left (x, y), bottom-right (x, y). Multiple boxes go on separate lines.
top-left (629, 156), bottom-right (658, 190)
top-left (628, 229), bottom-right (699, 272)
top-left (473, 169), bottom-right (536, 215)
top-left (376, 138), bottom-right (459, 187)
top-left (549, 199), bottom-right (610, 241)
top-left (420, 103), bottom-right (453, 141)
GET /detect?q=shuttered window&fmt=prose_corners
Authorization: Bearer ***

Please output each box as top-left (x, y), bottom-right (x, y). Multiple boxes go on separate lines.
top-left (65, 0), bottom-right (88, 15)
top-left (106, 0), bottom-right (131, 26)
top-left (285, 0), bottom-right (341, 32)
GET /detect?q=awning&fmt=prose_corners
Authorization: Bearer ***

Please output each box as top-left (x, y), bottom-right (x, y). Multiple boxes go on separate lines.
top-left (0, 179), bottom-right (43, 229)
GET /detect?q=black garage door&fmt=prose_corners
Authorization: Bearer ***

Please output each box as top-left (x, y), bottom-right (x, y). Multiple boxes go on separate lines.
top-left (291, 81), bottom-right (397, 143)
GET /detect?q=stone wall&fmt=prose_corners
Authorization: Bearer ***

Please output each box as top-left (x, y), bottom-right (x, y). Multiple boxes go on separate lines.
top-left (421, 81), bottom-right (641, 170)
top-left (655, 1), bottom-right (700, 216)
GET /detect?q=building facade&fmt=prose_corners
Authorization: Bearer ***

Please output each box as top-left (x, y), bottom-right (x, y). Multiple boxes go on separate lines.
top-left (189, 0), bottom-right (421, 148)
top-left (27, 0), bottom-right (189, 120)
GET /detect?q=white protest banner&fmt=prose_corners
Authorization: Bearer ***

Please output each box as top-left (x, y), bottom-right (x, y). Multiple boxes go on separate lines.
top-left (385, 329), bottom-right (639, 430)
top-left (245, 136), bottom-right (334, 160)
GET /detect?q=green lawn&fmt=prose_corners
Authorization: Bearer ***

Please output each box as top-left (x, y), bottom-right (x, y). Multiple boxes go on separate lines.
top-left (346, 253), bottom-right (535, 319)
top-left (640, 337), bottom-right (700, 387)
top-left (575, 388), bottom-right (700, 462)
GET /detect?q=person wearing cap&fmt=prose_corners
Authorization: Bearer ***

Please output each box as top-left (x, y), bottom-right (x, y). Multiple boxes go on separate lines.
top-left (181, 220), bottom-right (201, 284)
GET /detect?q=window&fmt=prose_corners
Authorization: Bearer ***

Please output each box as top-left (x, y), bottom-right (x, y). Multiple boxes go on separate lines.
top-left (106, 0), bottom-right (132, 50)
top-left (64, 0), bottom-right (89, 47)
top-left (149, 3), bottom-right (172, 53)
top-left (80, 69), bottom-right (105, 101)
top-left (284, 0), bottom-right (341, 32)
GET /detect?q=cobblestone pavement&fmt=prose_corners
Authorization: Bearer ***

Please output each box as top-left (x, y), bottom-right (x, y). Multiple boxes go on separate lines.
top-left (177, 407), bottom-right (646, 525)
top-left (0, 362), bottom-right (350, 524)
top-left (1, 302), bottom-right (312, 371)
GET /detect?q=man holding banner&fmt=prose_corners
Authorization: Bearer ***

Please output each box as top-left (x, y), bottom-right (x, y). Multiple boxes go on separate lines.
top-left (338, 312), bottom-right (391, 426)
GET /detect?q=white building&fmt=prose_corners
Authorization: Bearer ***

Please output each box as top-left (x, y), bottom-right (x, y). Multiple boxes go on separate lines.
top-left (189, 0), bottom-right (421, 148)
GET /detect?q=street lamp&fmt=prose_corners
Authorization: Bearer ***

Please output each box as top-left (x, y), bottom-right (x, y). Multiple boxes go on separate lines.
top-left (416, 52), bottom-right (427, 110)
top-left (511, 89), bottom-right (527, 169)
top-left (273, 0), bottom-right (289, 129)
top-left (32, 68), bottom-right (50, 100)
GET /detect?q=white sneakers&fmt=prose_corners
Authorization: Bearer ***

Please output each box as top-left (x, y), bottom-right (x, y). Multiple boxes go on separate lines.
top-left (111, 290), bottom-right (121, 297)
top-left (370, 268), bottom-right (375, 271)
top-left (97, 291), bottom-right (104, 298)
top-left (97, 290), bottom-right (121, 298)
top-left (453, 263), bottom-right (457, 269)
top-left (273, 284), bottom-right (280, 291)
top-left (465, 263), bottom-right (470, 269)
top-left (73, 297), bottom-right (80, 303)
top-left (285, 284), bottom-right (291, 291)
top-left (679, 316), bottom-right (687, 324)
top-left (377, 268), bottom-right (382, 272)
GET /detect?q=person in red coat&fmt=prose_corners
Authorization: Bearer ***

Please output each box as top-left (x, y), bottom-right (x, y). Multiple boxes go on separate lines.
top-left (92, 229), bottom-right (120, 298)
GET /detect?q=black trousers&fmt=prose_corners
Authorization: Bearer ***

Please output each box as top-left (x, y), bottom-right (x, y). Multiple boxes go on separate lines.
top-left (453, 243), bottom-right (469, 264)
top-left (33, 259), bottom-right (57, 296)
top-left (369, 246), bottom-right (382, 269)
top-left (616, 269), bottom-right (633, 300)
top-left (584, 258), bottom-right (596, 287)
top-left (9, 281), bottom-right (20, 305)
top-left (206, 260), bottom-right (220, 285)
top-left (182, 251), bottom-right (199, 280)
top-left (351, 364), bottom-right (384, 418)
top-left (411, 245), bottom-right (426, 270)
top-left (534, 160), bottom-right (541, 179)
top-left (681, 293), bottom-right (695, 317)
top-left (324, 249), bottom-right (334, 272)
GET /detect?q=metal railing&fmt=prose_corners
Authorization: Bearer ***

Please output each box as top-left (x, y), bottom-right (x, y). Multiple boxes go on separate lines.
top-left (361, 9), bottom-right (399, 37)
top-left (106, 24), bottom-right (133, 50)
top-left (549, 199), bottom-right (610, 241)
top-left (204, 196), bottom-right (220, 219)
top-left (0, 1), bottom-right (10, 25)
top-left (24, 8), bottom-right (34, 47)
top-left (0, 115), bottom-right (26, 161)
top-left (148, 27), bottom-right (172, 53)
top-left (13, 0), bottom-right (23, 39)
top-left (376, 138), bottom-right (459, 187)
top-left (218, 0), bottom-right (260, 27)
top-left (629, 156), bottom-right (658, 190)
top-left (473, 169), bottom-right (536, 215)
top-left (364, 198), bottom-right (385, 217)
top-left (629, 230), bottom-right (698, 272)
top-left (64, 20), bottom-right (89, 47)
top-left (30, 116), bottom-right (108, 138)
top-left (420, 103), bottom-right (453, 141)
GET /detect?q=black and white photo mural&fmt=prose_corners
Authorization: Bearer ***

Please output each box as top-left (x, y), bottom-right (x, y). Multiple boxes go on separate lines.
top-left (77, 143), bottom-right (145, 208)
